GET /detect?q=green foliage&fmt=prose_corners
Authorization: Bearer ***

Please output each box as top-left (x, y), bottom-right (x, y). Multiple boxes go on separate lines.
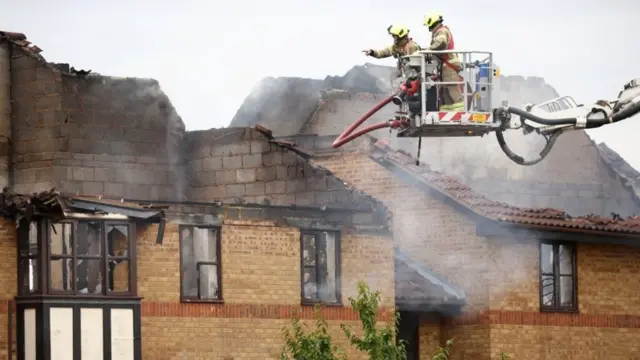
top-left (499, 352), bottom-right (511, 360)
top-left (340, 281), bottom-right (407, 360)
top-left (280, 305), bottom-right (346, 360)
top-left (432, 338), bottom-right (454, 360)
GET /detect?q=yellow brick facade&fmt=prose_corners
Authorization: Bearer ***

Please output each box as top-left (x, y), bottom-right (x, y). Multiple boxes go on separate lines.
top-left (136, 220), bottom-right (395, 359)
top-left (0, 217), bottom-right (17, 360)
top-left (315, 150), bottom-right (640, 359)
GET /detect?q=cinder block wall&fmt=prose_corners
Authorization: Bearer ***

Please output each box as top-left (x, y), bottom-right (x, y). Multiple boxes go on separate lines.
top-left (9, 48), bottom-right (186, 200)
top-left (185, 127), bottom-right (379, 207)
top-left (136, 221), bottom-right (395, 359)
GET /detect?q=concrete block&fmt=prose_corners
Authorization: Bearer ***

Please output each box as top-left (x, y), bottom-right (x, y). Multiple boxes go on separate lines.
top-left (245, 182), bottom-right (266, 196)
top-left (203, 157), bottom-right (222, 171)
top-left (295, 192), bottom-right (316, 205)
top-left (268, 194), bottom-right (295, 206)
top-left (225, 184), bottom-right (246, 198)
top-left (229, 142), bottom-right (251, 155)
top-left (242, 154), bottom-right (262, 168)
top-left (205, 185), bottom-right (226, 199)
top-left (34, 95), bottom-right (62, 111)
top-left (275, 166), bottom-right (288, 181)
top-left (215, 170), bottom-right (237, 185)
top-left (255, 167), bottom-right (276, 182)
top-left (265, 180), bottom-right (286, 195)
top-left (82, 181), bottom-right (104, 195)
top-left (59, 180), bottom-right (83, 194)
top-left (72, 167), bottom-right (94, 181)
top-left (110, 141), bottom-right (135, 156)
top-left (282, 151), bottom-right (299, 165)
top-left (222, 155), bottom-right (243, 169)
top-left (286, 180), bottom-right (306, 193)
top-left (287, 166), bottom-right (300, 180)
top-left (262, 152), bottom-right (282, 167)
top-left (306, 176), bottom-right (328, 191)
top-left (188, 159), bottom-right (202, 172)
top-left (236, 169), bottom-right (256, 183)
top-left (250, 140), bottom-right (271, 154)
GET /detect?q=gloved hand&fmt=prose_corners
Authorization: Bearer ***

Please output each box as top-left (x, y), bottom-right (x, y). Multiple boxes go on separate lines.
top-left (425, 53), bottom-right (433, 62)
top-left (362, 49), bottom-right (374, 56)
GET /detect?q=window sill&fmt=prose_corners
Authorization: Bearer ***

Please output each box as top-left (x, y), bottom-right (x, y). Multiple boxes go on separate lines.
top-left (15, 294), bottom-right (143, 301)
top-left (540, 307), bottom-right (579, 314)
top-left (180, 298), bottom-right (225, 304)
top-left (301, 301), bottom-right (344, 308)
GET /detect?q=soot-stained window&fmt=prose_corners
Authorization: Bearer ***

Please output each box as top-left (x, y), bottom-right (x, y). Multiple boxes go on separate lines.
top-left (17, 219), bottom-right (136, 297)
top-left (180, 226), bottom-right (222, 302)
top-left (539, 241), bottom-right (577, 312)
top-left (48, 221), bottom-right (134, 296)
top-left (300, 230), bottom-right (341, 305)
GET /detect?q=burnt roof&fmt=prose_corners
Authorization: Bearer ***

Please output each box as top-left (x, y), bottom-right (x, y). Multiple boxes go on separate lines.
top-left (395, 248), bottom-right (465, 314)
top-left (370, 139), bottom-right (640, 236)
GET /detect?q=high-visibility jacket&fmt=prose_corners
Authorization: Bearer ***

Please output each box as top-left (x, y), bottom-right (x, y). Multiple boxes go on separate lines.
top-left (429, 25), bottom-right (460, 71)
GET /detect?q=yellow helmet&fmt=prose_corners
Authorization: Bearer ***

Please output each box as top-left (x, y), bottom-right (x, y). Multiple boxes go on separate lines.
top-left (423, 11), bottom-right (443, 29)
top-left (387, 25), bottom-right (409, 39)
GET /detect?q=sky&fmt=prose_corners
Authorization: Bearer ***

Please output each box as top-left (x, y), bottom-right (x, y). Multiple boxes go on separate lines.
top-left (2, 0), bottom-right (640, 168)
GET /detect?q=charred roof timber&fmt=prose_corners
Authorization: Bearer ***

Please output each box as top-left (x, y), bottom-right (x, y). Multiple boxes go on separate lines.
top-left (0, 187), bottom-right (166, 223)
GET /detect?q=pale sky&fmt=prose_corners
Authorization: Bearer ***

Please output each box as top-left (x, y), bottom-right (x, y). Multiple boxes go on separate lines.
top-left (3, 0), bottom-right (640, 168)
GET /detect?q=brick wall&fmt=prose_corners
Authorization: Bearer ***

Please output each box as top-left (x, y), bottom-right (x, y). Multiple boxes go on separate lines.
top-left (0, 217), bottom-right (17, 360)
top-left (136, 220), bottom-right (395, 359)
top-left (313, 151), bottom-right (492, 358)
top-left (315, 149), bottom-right (640, 359)
top-left (486, 241), bottom-right (640, 359)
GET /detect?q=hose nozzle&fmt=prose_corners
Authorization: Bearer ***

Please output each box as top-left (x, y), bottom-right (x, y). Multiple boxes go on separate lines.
top-left (392, 91), bottom-right (406, 106)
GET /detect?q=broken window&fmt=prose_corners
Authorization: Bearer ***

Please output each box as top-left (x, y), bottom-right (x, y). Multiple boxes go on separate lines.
top-left (107, 224), bottom-right (130, 293)
top-left (18, 221), bottom-right (40, 295)
top-left (540, 241), bottom-right (577, 312)
top-left (180, 226), bottom-right (221, 301)
top-left (50, 222), bottom-right (73, 292)
top-left (301, 230), bottom-right (340, 305)
top-left (76, 221), bottom-right (104, 294)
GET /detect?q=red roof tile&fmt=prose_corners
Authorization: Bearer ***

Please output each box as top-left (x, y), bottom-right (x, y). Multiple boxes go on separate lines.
top-left (371, 139), bottom-right (640, 235)
top-left (0, 31), bottom-right (43, 55)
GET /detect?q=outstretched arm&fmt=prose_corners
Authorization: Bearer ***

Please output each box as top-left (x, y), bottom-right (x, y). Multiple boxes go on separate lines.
top-left (363, 45), bottom-right (394, 58)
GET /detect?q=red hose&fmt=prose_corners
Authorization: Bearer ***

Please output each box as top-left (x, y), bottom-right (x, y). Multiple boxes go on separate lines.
top-left (332, 92), bottom-right (401, 148)
top-left (331, 122), bottom-right (391, 148)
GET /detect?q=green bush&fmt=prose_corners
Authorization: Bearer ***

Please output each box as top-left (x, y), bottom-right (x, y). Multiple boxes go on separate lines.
top-left (340, 281), bottom-right (407, 360)
top-left (280, 282), bottom-right (512, 360)
top-left (279, 305), bottom-right (346, 360)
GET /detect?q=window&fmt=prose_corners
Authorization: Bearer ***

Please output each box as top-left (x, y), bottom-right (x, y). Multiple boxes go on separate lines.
top-left (180, 226), bottom-right (222, 302)
top-left (18, 221), bottom-right (40, 294)
top-left (48, 220), bottom-right (134, 295)
top-left (540, 241), bottom-right (577, 311)
top-left (300, 230), bottom-right (341, 305)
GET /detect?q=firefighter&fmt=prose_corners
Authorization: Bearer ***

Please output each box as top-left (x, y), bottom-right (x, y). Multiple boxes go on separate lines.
top-left (363, 25), bottom-right (421, 77)
top-left (424, 11), bottom-right (465, 111)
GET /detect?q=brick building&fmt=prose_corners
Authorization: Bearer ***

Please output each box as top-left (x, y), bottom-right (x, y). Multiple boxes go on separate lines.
top-left (2, 29), bottom-right (640, 360)
top-left (0, 31), bottom-right (466, 360)
top-left (233, 71), bottom-right (640, 357)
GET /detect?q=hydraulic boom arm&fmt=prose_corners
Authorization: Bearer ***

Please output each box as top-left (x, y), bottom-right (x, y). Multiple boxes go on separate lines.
top-left (332, 48), bottom-right (640, 166)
